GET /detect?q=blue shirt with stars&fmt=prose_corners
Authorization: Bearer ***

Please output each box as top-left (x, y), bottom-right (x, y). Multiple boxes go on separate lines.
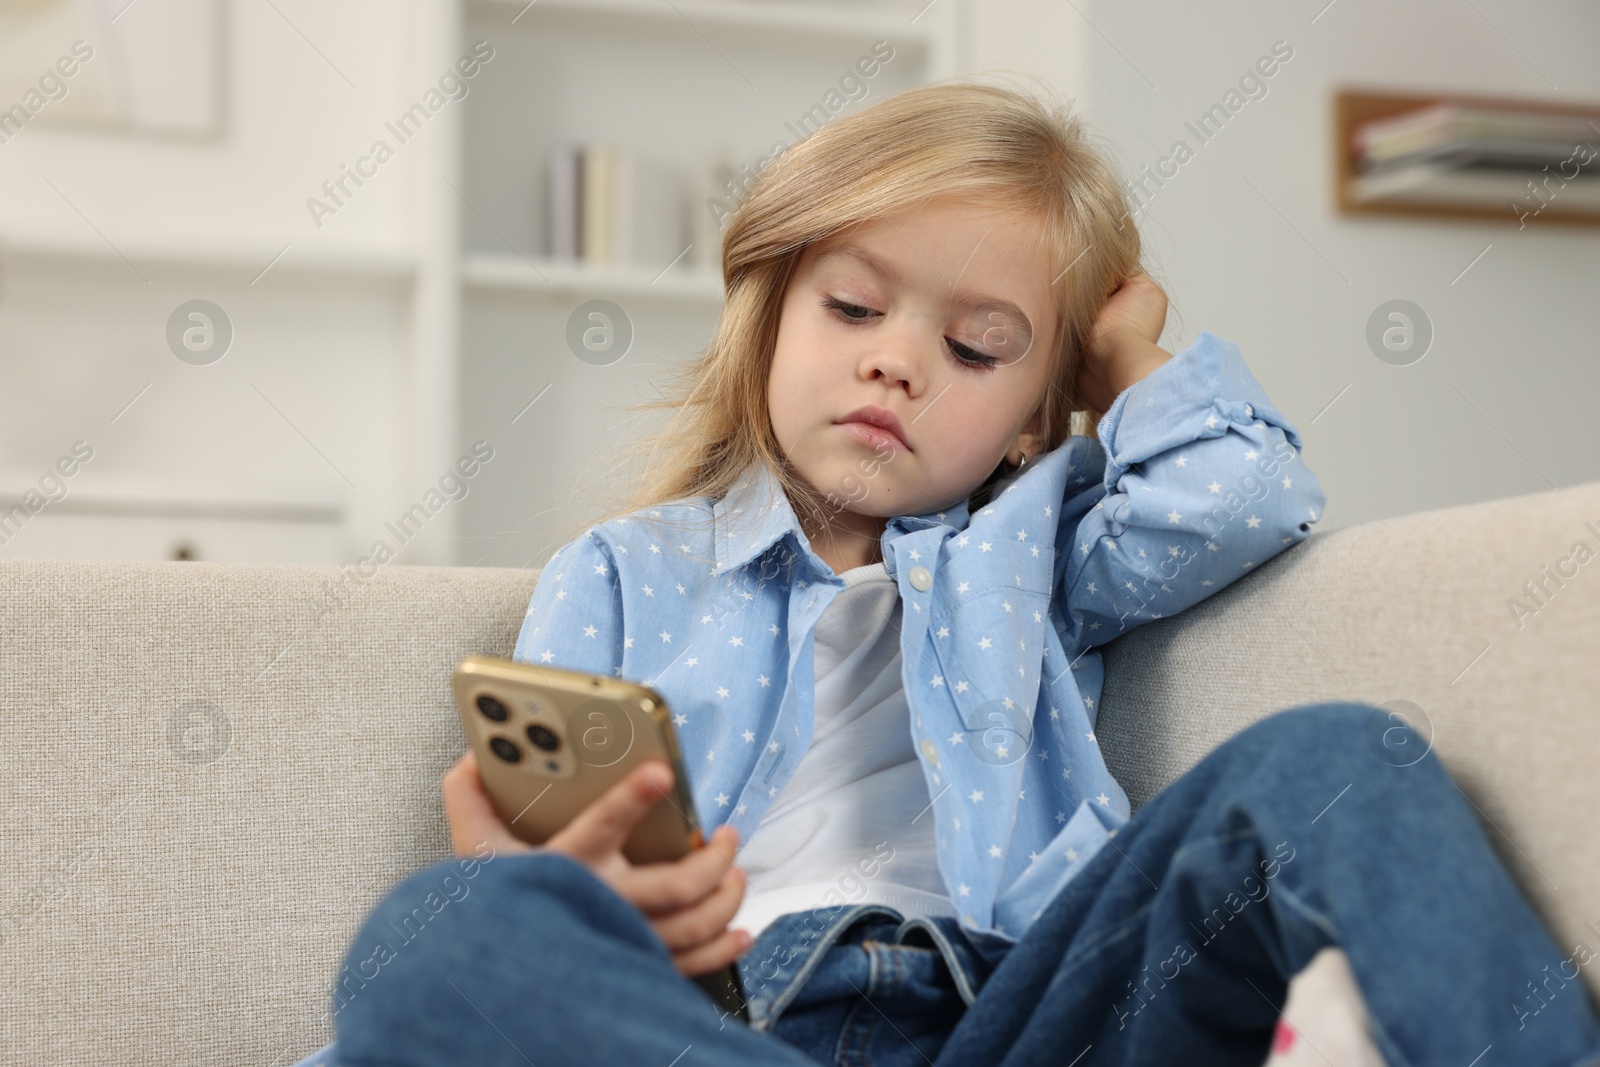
top-left (512, 330), bottom-right (1326, 966)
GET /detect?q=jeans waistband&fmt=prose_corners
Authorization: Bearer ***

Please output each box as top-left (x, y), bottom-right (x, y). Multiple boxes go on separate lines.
top-left (735, 903), bottom-right (994, 1031)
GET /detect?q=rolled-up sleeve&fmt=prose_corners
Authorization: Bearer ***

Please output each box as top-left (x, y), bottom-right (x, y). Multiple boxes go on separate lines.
top-left (1060, 331), bottom-right (1327, 650)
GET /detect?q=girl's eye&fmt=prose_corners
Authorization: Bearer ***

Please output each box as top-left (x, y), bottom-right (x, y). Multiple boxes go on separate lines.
top-left (945, 337), bottom-right (1000, 370)
top-left (824, 296), bottom-right (876, 323)
top-left (820, 296), bottom-right (999, 371)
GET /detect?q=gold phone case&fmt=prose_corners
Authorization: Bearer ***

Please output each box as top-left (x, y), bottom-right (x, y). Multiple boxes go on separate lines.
top-left (452, 654), bottom-right (748, 1020)
top-left (453, 655), bottom-right (701, 861)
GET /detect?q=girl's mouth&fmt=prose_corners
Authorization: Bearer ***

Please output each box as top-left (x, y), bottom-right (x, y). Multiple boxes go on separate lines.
top-left (836, 419), bottom-right (910, 453)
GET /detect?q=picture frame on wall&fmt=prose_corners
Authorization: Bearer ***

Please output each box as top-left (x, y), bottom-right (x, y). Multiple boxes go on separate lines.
top-left (0, 0), bottom-right (224, 141)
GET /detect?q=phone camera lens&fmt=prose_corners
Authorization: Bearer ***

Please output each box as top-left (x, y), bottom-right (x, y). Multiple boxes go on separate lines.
top-left (489, 736), bottom-right (522, 763)
top-left (476, 695), bottom-right (509, 722)
top-left (526, 723), bottom-right (560, 752)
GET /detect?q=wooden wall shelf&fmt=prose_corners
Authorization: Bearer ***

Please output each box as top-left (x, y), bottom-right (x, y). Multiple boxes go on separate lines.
top-left (1333, 87), bottom-right (1600, 229)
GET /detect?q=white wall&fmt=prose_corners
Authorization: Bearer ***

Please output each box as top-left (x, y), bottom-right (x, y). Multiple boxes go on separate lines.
top-left (976, 0), bottom-right (1600, 531)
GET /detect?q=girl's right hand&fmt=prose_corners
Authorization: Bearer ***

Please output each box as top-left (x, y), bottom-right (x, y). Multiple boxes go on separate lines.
top-left (440, 749), bottom-right (752, 978)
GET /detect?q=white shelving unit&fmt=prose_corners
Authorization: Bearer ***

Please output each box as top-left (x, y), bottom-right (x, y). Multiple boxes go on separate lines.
top-left (462, 253), bottom-right (723, 303)
top-left (0, 233), bottom-right (418, 282)
top-left (0, 0), bottom-right (968, 568)
top-left (0, 2), bottom-right (461, 568)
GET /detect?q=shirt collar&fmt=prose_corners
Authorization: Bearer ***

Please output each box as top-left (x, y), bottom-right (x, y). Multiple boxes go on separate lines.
top-left (711, 459), bottom-right (973, 578)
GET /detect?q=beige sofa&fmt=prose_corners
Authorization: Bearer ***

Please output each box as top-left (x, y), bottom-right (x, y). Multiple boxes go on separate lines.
top-left (4, 478), bottom-right (1599, 1066)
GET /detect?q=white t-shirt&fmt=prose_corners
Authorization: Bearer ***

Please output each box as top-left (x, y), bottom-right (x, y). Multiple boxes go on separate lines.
top-left (728, 560), bottom-right (959, 943)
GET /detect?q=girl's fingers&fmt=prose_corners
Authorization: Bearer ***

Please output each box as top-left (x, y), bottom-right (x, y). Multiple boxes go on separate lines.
top-left (546, 759), bottom-right (674, 865)
top-left (620, 823), bottom-right (741, 914)
top-left (648, 863), bottom-right (747, 952)
top-left (671, 926), bottom-right (753, 979)
top-left (441, 749), bottom-right (531, 857)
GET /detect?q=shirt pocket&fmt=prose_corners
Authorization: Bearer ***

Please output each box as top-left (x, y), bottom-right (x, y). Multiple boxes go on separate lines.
top-left (923, 538), bottom-right (1054, 744)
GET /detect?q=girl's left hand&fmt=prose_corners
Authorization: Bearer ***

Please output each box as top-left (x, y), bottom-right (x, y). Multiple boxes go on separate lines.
top-left (1088, 272), bottom-right (1167, 355)
top-left (1076, 273), bottom-right (1171, 413)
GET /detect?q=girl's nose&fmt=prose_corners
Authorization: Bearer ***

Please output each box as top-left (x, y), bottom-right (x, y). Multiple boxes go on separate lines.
top-left (861, 327), bottom-right (926, 395)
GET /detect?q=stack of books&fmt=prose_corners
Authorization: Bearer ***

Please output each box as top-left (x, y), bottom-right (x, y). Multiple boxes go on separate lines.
top-left (546, 144), bottom-right (697, 270)
top-left (1348, 101), bottom-right (1600, 216)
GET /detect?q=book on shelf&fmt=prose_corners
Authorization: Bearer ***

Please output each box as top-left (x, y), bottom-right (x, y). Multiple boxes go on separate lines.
top-left (1349, 161), bottom-right (1600, 209)
top-left (1347, 99), bottom-right (1600, 217)
top-left (1351, 101), bottom-right (1600, 176)
top-left (693, 157), bottom-right (739, 272)
top-left (545, 143), bottom-right (688, 271)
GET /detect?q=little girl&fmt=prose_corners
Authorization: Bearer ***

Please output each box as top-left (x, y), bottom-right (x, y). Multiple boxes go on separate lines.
top-left (312, 80), bottom-right (1600, 1067)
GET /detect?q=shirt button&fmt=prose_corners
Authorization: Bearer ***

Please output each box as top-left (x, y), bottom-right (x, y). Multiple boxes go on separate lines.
top-left (920, 738), bottom-right (939, 765)
top-left (1243, 404), bottom-right (1253, 418)
top-left (909, 565), bottom-right (932, 591)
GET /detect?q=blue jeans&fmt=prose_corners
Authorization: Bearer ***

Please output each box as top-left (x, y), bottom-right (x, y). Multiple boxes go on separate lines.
top-left (313, 703), bottom-right (1600, 1066)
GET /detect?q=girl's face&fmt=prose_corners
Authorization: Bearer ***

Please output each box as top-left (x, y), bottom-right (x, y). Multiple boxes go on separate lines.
top-left (768, 195), bottom-right (1060, 520)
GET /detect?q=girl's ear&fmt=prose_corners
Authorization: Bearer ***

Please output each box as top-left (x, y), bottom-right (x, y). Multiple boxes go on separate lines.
top-left (1010, 404), bottom-right (1049, 461)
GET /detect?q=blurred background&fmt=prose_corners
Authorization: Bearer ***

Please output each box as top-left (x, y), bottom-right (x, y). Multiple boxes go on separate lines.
top-left (1, 0), bottom-right (1596, 571)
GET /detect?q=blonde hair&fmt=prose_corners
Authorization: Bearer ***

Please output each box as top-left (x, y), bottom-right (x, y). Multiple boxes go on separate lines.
top-left (552, 75), bottom-right (1145, 559)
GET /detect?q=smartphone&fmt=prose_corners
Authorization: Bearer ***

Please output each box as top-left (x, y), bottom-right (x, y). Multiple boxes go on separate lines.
top-left (452, 654), bottom-right (748, 1022)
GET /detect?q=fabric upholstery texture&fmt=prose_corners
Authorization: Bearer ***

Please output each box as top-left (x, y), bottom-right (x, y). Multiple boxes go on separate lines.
top-left (3, 477), bottom-right (1597, 1065)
